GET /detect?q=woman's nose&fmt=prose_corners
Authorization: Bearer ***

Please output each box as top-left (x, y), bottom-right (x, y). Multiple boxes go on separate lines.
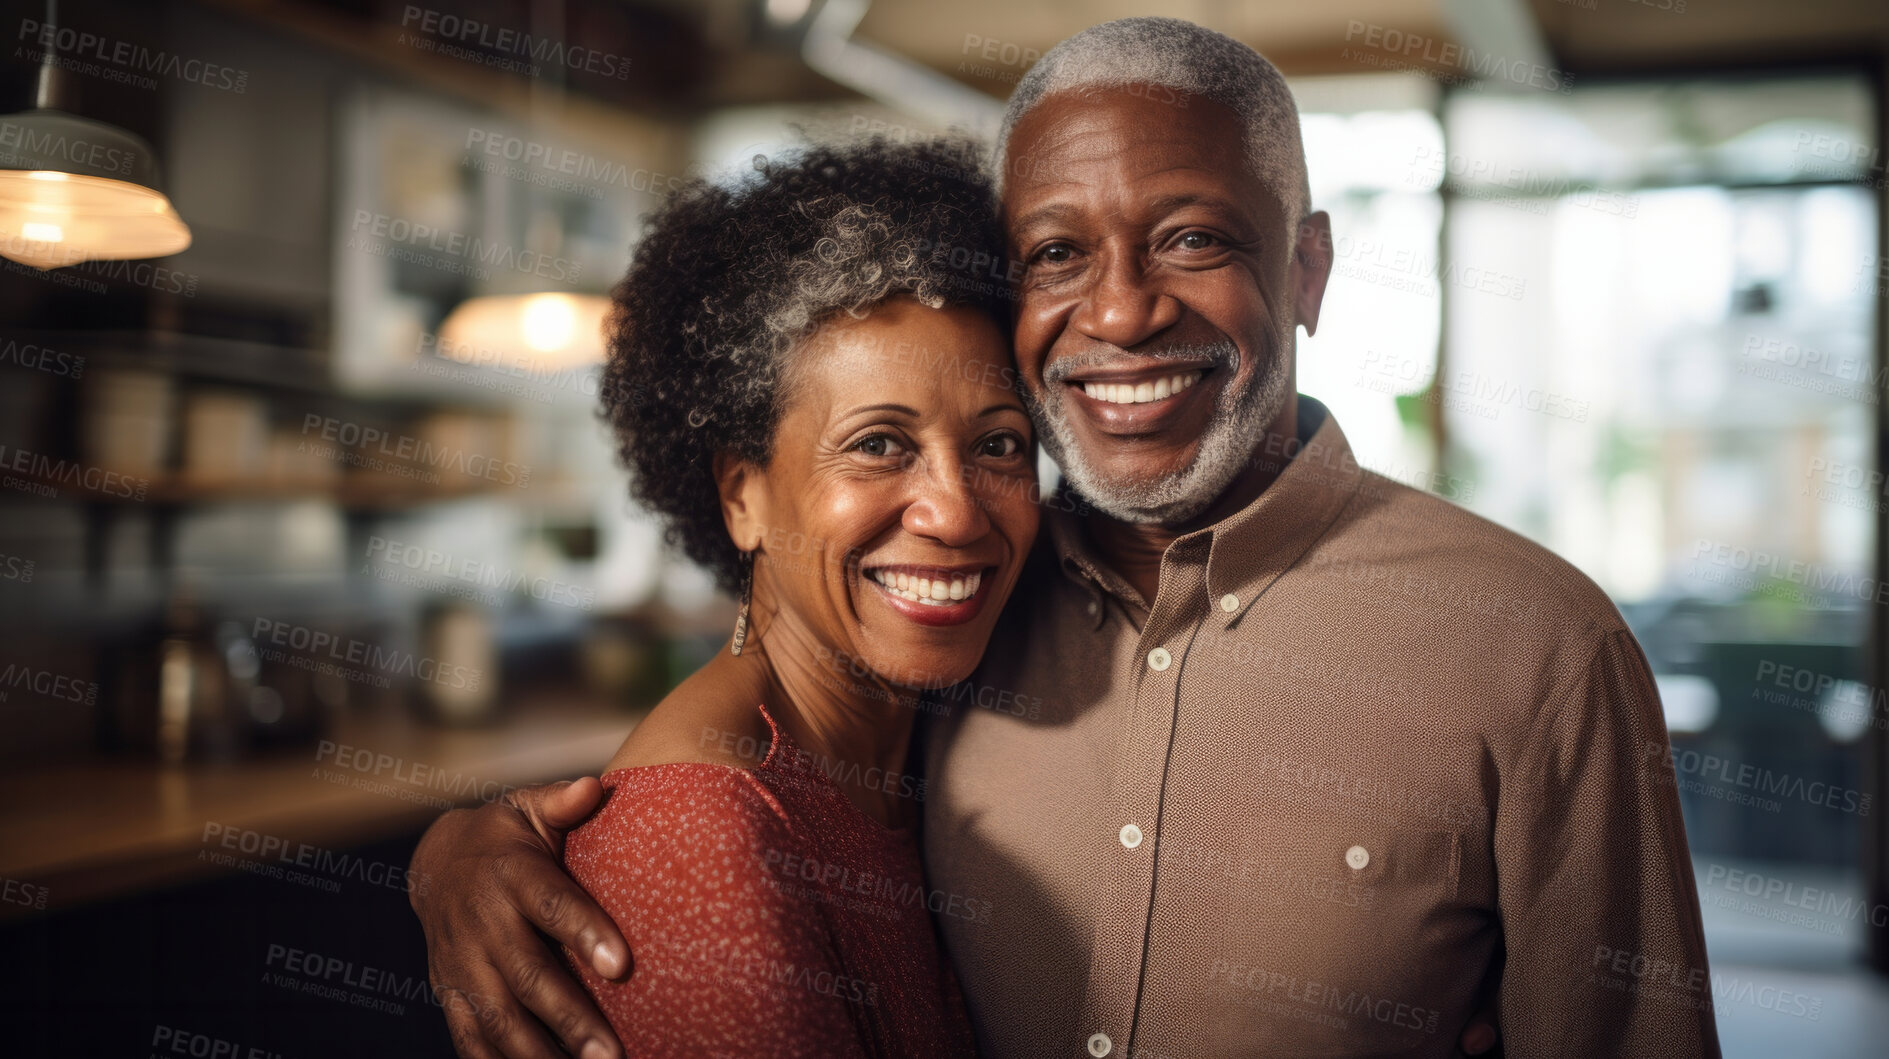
top-left (902, 457), bottom-right (991, 547)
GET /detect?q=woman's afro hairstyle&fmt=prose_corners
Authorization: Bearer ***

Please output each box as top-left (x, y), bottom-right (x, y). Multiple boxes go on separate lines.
top-left (598, 135), bottom-right (1011, 594)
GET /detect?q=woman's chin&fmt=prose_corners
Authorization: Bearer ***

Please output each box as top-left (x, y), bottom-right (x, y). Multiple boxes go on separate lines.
top-left (855, 646), bottom-right (982, 695)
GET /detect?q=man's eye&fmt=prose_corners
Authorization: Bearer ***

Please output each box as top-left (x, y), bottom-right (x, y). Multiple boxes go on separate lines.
top-left (1177, 231), bottom-right (1217, 251)
top-left (1034, 243), bottom-right (1074, 265)
top-left (854, 434), bottom-right (907, 459)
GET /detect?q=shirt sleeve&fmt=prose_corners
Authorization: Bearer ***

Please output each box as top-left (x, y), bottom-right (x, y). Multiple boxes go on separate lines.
top-left (1492, 627), bottom-right (1723, 1058)
top-left (563, 766), bottom-right (875, 1059)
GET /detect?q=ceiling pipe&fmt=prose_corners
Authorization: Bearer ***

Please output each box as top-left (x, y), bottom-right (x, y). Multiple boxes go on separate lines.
top-left (801, 0), bottom-right (1003, 140)
top-left (1437, 0), bottom-right (1558, 90)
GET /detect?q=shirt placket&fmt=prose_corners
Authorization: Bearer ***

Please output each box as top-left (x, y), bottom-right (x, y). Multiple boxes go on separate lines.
top-left (1076, 553), bottom-right (1207, 1059)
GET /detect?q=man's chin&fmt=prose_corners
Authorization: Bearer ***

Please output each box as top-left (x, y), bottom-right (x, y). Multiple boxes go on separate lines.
top-left (1062, 458), bottom-right (1219, 526)
top-left (1055, 425), bottom-right (1202, 485)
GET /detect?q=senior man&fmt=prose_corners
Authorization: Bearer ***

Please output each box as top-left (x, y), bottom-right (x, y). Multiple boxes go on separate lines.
top-left (409, 18), bottom-right (1718, 1059)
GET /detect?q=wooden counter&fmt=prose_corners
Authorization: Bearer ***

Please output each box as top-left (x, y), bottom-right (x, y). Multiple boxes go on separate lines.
top-left (0, 697), bottom-right (640, 919)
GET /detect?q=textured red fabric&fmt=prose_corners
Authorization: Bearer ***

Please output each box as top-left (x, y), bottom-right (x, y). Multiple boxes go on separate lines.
top-left (564, 703), bottom-right (976, 1059)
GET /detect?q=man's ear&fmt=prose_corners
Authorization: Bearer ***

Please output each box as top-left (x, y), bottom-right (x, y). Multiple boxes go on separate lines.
top-left (714, 450), bottom-right (768, 554)
top-left (1291, 211), bottom-right (1335, 337)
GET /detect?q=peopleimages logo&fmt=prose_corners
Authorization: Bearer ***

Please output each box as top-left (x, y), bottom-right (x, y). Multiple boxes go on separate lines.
top-left (0, 120), bottom-right (134, 175)
top-left (15, 18), bottom-right (250, 93)
top-left (1690, 537), bottom-right (1888, 606)
top-left (1645, 741), bottom-right (1871, 816)
top-left (150, 1024), bottom-right (283, 1059)
top-left (300, 414), bottom-right (531, 488)
top-left (365, 535), bottom-right (594, 610)
top-left (398, 5), bottom-right (633, 79)
top-left (462, 129), bottom-right (689, 199)
top-left (0, 662), bottom-right (97, 705)
top-left (0, 338), bottom-right (84, 379)
top-left (1342, 20), bottom-right (1572, 93)
top-left (0, 444), bottom-right (148, 500)
top-left (251, 617), bottom-right (483, 692)
top-left (346, 210), bottom-right (581, 283)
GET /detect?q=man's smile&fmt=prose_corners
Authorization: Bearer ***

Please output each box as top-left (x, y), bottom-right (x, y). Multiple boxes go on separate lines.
top-left (1056, 359), bottom-right (1226, 438)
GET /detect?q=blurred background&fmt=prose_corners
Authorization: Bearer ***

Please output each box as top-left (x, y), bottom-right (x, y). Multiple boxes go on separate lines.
top-left (0, 0), bottom-right (1884, 1055)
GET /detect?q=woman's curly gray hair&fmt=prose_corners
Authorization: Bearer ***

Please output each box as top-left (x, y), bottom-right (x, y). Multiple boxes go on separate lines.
top-left (599, 136), bottom-right (1010, 593)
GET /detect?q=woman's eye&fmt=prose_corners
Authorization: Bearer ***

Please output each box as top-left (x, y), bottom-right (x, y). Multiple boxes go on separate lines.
top-left (854, 434), bottom-right (906, 458)
top-left (978, 433), bottom-right (1023, 458)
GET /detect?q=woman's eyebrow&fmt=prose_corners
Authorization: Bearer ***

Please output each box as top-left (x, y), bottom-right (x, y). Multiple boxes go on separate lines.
top-left (840, 402), bottom-right (921, 419)
top-left (977, 402), bottom-right (1027, 418)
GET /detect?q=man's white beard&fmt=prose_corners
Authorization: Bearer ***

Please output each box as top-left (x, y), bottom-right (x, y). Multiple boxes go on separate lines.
top-left (1029, 335), bottom-right (1294, 527)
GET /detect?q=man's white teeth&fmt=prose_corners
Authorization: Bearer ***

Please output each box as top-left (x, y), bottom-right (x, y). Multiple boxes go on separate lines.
top-left (869, 570), bottom-right (981, 606)
top-left (1081, 371), bottom-right (1202, 405)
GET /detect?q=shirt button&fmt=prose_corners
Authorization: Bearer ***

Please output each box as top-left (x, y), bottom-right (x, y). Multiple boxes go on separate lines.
top-left (1119, 823), bottom-right (1143, 849)
top-left (1088, 1033), bottom-right (1113, 1057)
top-left (1346, 845), bottom-right (1371, 870)
top-left (1146, 647), bottom-right (1171, 671)
top-left (1220, 593), bottom-right (1239, 612)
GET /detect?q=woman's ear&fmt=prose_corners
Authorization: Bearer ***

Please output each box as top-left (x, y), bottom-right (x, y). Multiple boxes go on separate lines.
top-left (714, 450), bottom-right (768, 554)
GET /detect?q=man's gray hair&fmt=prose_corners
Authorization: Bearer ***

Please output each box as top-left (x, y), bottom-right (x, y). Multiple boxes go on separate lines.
top-left (996, 17), bottom-right (1310, 218)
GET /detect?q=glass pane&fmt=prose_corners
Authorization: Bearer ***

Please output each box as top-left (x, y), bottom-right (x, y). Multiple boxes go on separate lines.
top-left (1446, 75), bottom-right (1878, 189)
top-left (1295, 96), bottom-right (1447, 484)
top-left (1441, 79), bottom-right (1879, 1024)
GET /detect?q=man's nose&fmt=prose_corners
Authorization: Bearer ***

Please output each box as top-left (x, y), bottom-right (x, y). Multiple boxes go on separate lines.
top-left (903, 458), bottom-right (991, 547)
top-left (1069, 246), bottom-right (1181, 348)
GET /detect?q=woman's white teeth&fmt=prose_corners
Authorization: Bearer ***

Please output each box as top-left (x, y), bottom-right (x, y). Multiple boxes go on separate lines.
top-left (870, 570), bottom-right (981, 606)
top-left (1082, 371), bottom-right (1201, 405)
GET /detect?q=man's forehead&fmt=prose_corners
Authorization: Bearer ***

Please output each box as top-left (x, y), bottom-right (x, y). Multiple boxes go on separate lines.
top-left (1004, 89), bottom-right (1279, 195)
top-left (1007, 87), bottom-right (1245, 170)
top-left (1001, 95), bottom-right (1285, 233)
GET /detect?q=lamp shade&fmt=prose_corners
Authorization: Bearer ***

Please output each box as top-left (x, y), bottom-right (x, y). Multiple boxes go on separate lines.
top-left (0, 108), bottom-right (191, 270)
top-left (436, 292), bottom-right (610, 374)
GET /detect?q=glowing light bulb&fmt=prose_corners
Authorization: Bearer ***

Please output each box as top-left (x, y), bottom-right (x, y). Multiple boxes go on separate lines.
top-left (521, 293), bottom-right (578, 353)
top-left (437, 293), bottom-right (608, 373)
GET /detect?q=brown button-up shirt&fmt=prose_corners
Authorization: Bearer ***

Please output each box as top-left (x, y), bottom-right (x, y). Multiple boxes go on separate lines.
top-left (921, 396), bottom-right (1719, 1059)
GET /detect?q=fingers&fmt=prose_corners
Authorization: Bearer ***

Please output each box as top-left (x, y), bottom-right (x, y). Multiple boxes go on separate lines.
top-left (414, 786), bottom-right (625, 1058)
top-left (538, 775), bottom-right (606, 830)
top-left (435, 982), bottom-right (503, 1059)
top-left (495, 780), bottom-right (628, 977)
top-left (1459, 946), bottom-right (1503, 1055)
top-left (508, 778), bottom-right (604, 842)
top-left (435, 973), bottom-right (567, 1059)
top-left (493, 942), bottom-right (624, 1059)
top-left (1459, 1021), bottom-right (1498, 1055)
top-left (507, 779), bottom-right (605, 861)
top-left (496, 851), bottom-right (630, 981)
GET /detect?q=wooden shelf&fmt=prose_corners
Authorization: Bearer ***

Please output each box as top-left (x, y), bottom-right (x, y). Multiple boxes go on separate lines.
top-left (11, 471), bottom-right (592, 511)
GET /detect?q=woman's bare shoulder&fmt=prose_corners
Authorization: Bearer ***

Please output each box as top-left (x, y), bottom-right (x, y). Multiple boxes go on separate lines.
top-left (603, 667), bottom-right (774, 775)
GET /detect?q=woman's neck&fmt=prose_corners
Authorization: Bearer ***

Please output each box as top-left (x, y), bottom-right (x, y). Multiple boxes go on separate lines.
top-left (710, 585), bottom-right (922, 829)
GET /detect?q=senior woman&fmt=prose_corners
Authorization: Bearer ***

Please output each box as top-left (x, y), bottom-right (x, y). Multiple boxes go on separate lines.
top-left (551, 138), bottom-right (1037, 1057)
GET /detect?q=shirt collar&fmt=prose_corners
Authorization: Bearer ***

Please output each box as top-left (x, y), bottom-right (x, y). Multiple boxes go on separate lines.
top-left (1044, 395), bottom-right (1363, 626)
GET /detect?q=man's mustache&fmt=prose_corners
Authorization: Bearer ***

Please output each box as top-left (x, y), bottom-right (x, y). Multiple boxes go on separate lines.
top-left (1042, 340), bottom-right (1240, 385)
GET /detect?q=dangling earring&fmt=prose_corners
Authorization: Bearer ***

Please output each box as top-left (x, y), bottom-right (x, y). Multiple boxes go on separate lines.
top-left (730, 550), bottom-right (754, 656)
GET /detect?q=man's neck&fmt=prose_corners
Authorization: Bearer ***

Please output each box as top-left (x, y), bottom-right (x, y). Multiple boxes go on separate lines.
top-left (1088, 399), bottom-right (1299, 604)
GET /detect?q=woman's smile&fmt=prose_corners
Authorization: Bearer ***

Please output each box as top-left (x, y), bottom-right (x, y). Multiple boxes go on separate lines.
top-left (862, 563), bottom-right (995, 626)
